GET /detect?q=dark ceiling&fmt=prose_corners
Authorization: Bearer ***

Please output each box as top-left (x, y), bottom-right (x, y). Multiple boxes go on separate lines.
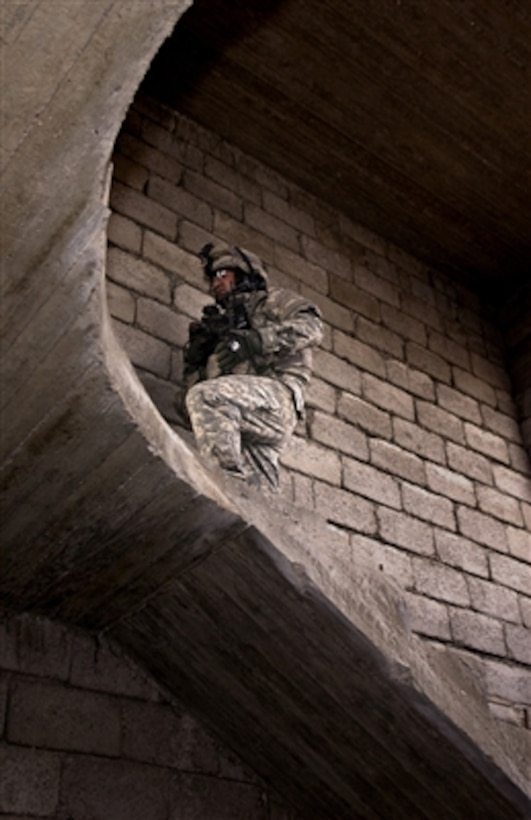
top-left (143, 0), bottom-right (531, 293)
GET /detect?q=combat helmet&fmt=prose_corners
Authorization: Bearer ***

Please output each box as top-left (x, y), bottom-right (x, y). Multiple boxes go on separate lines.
top-left (198, 243), bottom-right (268, 294)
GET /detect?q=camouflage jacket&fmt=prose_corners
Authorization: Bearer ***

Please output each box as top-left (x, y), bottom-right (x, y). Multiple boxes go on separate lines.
top-left (184, 287), bottom-right (323, 414)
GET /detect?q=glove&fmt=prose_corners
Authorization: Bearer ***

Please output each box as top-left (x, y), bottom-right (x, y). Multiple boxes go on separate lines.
top-left (215, 329), bottom-right (262, 372)
top-left (184, 321), bottom-right (218, 367)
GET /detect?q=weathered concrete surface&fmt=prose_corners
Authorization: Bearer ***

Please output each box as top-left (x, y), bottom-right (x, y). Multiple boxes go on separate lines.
top-left (1, 2), bottom-right (530, 818)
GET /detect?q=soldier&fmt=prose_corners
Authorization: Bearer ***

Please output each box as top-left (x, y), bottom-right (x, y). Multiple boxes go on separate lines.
top-left (180, 243), bottom-right (323, 489)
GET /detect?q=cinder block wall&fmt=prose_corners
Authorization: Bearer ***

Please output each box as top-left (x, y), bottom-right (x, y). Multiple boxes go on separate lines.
top-left (106, 94), bottom-right (531, 730)
top-left (0, 614), bottom-right (298, 819)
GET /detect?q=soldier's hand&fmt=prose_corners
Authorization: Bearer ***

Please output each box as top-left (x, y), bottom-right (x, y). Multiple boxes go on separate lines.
top-left (184, 322), bottom-right (217, 366)
top-left (216, 329), bottom-right (262, 372)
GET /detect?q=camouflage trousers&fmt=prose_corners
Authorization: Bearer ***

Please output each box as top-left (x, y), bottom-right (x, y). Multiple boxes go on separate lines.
top-left (185, 375), bottom-right (298, 488)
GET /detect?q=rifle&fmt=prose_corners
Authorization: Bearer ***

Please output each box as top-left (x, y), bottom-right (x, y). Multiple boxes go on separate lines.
top-left (184, 293), bottom-right (250, 368)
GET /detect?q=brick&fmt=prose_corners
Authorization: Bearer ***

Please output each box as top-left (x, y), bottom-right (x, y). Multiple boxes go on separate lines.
top-left (205, 155), bottom-right (261, 205)
top-left (457, 507), bottom-right (509, 553)
top-left (134, 95), bottom-right (175, 129)
top-left (354, 264), bottom-right (399, 307)
top-left (137, 299), bottom-right (189, 348)
top-left (452, 366), bottom-right (497, 406)
top-left (464, 422), bottom-right (510, 463)
top-left (333, 329), bottom-right (385, 377)
top-left (329, 276), bottom-right (380, 322)
top-left (306, 377), bottom-right (336, 414)
top-left (238, 153), bottom-right (289, 197)
top-left (60, 757), bottom-right (169, 820)
top-left (275, 245), bottom-right (327, 293)
top-left (381, 303), bottom-right (427, 345)
top-left (213, 211), bottom-right (276, 265)
top-left (302, 284), bottom-right (353, 332)
top-left (113, 321), bottom-right (171, 379)
top-left (292, 471), bottom-right (315, 510)
top-left (315, 481), bottom-right (377, 534)
top-left (437, 384), bottom-right (481, 424)
top-left (425, 463), bottom-right (475, 505)
top-left (340, 215), bottom-right (386, 255)
top-left (357, 317), bottom-right (403, 359)
top-left (338, 393), bottom-right (391, 439)
top-left (311, 411), bottom-right (369, 460)
top-left (263, 189), bottom-right (315, 235)
top-left (313, 349), bottom-right (361, 393)
top-left (428, 330), bottom-right (470, 369)
top-left (0, 675), bottom-right (7, 735)
top-left (343, 458), bottom-right (401, 508)
top-left (393, 418), bottom-right (445, 464)
top-left (301, 235), bottom-right (351, 279)
top-left (412, 557), bottom-right (469, 605)
top-left (174, 282), bottom-right (210, 321)
top-left (477, 486), bottom-right (523, 526)
top-left (488, 701), bottom-right (525, 727)
top-left (143, 231), bottom-right (199, 286)
top-left (400, 293), bottom-right (443, 332)
top-left (8, 681), bottom-right (121, 755)
top-left (471, 359), bottom-right (511, 395)
top-left (508, 442), bottom-right (531, 475)
top-left (490, 553), bottom-right (531, 595)
top-left (482, 405), bottom-right (522, 442)
top-left (364, 250), bottom-right (401, 283)
top-left (0, 746), bottom-right (60, 815)
top-left (107, 281), bottom-right (135, 324)
top-left (505, 624), bottom-right (531, 664)
top-left (450, 608), bottom-right (506, 656)
top-left (107, 246), bottom-right (171, 303)
top-left (115, 132), bottom-right (183, 182)
top-left (434, 531), bottom-right (488, 578)
top-left (110, 181), bottom-right (177, 239)
top-left (186, 170), bottom-right (242, 221)
top-left (170, 773), bottom-right (266, 820)
top-left (377, 508), bottom-right (434, 555)
top-left (245, 202), bottom-right (299, 250)
top-left (70, 634), bottom-right (157, 700)
top-left (416, 401), bottom-right (465, 445)
top-left (406, 342), bottom-right (451, 383)
top-left (493, 465), bottom-right (531, 502)
top-left (350, 534), bottom-right (413, 588)
top-left (121, 700), bottom-right (185, 768)
top-left (142, 118), bottom-right (203, 170)
top-left (107, 212), bottom-right (142, 254)
top-left (370, 439), bottom-right (425, 485)
top-left (0, 615), bottom-right (71, 679)
top-left (148, 176), bottom-right (212, 228)
top-left (402, 483), bottom-right (456, 530)
top-left (112, 153), bottom-right (149, 191)
top-left (386, 361), bottom-right (434, 400)
top-left (404, 594), bottom-right (451, 640)
top-left (362, 373), bottom-right (414, 420)
top-left (483, 658), bottom-right (531, 705)
top-left (139, 371), bottom-right (180, 423)
top-left (507, 526), bottom-right (531, 561)
top-left (467, 577), bottom-right (520, 623)
top-left (523, 502), bottom-right (531, 532)
top-left (447, 442), bottom-right (493, 484)
top-left (520, 597), bottom-right (531, 628)
top-left (282, 436), bottom-right (341, 485)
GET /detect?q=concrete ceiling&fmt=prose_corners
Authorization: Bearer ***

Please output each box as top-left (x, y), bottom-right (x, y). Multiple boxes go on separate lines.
top-left (143, 0), bottom-right (531, 293)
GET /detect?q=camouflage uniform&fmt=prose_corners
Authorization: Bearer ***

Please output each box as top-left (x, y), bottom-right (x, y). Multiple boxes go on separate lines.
top-left (184, 275), bottom-right (323, 489)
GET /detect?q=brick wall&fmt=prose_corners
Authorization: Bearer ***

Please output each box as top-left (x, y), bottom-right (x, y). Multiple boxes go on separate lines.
top-left (106, 94), bottom-right (531, 731)
top-left (503, 278), bottom-right (531, 460)
top-left (0, 613), bottom-right (298, 819)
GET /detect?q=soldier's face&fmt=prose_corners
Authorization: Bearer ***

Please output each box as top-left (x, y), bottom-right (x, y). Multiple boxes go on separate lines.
top-left (211, 268), bottom-right (237, 302)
